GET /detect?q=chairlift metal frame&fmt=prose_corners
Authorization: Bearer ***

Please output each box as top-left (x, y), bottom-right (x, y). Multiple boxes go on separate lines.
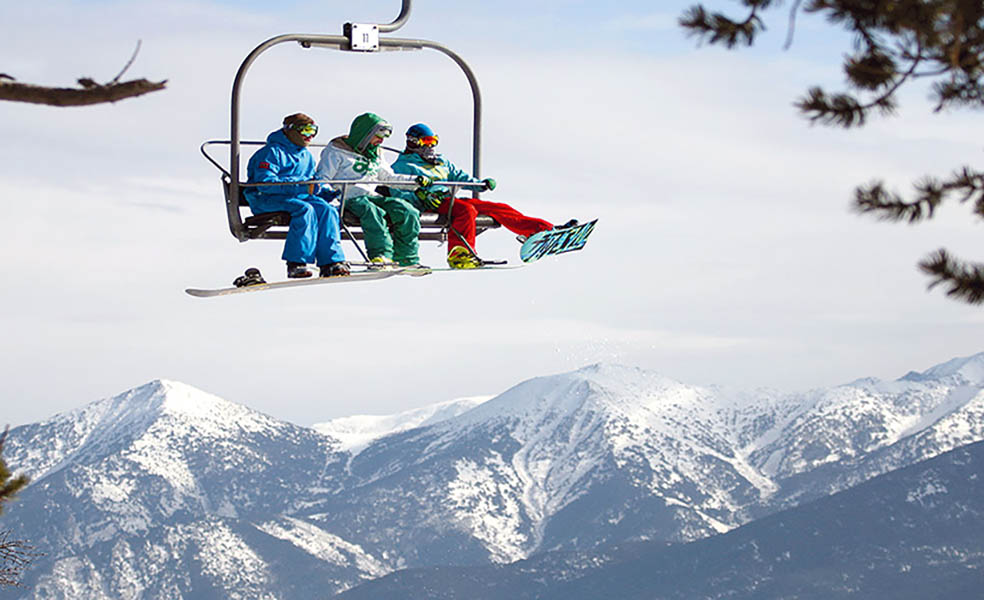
top-left (203, 0), bottom-right (499, 256)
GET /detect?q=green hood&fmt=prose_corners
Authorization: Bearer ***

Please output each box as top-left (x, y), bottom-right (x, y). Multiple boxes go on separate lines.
top-left (345, 112), bottom-right (391, 161)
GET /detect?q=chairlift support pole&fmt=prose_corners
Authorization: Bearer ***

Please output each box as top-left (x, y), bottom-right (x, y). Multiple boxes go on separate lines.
top-left (228, 0), bottom-right (482, 242)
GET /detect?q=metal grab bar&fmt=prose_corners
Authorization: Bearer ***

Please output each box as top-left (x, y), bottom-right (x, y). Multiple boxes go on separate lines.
top-left (203, 140), bottom-right (480, 183)
top-left (202, 143), bottom-right (483, 191)
top-left (239, 180), bottom-right (486, 189)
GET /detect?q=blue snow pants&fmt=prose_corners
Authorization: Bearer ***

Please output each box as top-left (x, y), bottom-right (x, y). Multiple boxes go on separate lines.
top-left (247, 194), bottom-right (345, 266)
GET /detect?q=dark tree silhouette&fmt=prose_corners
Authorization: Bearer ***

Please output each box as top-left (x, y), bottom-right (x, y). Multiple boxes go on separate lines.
top-left (681, 0), bottom-right (984, 304)
top-left (0, 427), bottom-right (35, 588)
top-left (0, 41), bottom-right (166, 107)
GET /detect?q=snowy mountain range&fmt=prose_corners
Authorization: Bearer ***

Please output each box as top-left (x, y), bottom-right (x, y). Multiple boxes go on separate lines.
top-left (2, 353), bottom-right (983, 599)
top-left (338, 439), bottom-right (984, 600)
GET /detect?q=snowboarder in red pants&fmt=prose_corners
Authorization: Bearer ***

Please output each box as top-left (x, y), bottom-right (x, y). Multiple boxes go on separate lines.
top-left (378, 123), bottom-right (574, 268)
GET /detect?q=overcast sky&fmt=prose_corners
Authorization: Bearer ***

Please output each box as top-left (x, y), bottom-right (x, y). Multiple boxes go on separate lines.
top-left (1, 0), bottom-right (982, 427)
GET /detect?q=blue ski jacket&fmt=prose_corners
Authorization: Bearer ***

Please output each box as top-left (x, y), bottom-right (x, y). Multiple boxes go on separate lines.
top-left (245, 129), bottom-right (325, 205)
top-left (389, 152), bottom-right (479, 211)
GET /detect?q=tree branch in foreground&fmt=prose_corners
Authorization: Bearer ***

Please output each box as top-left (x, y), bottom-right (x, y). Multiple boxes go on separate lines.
top-left (0, 41), bottom-right (166, 107)
top-left (920, 249), bottom-right (984, 305)
top-left (0, 77), bottom-right (167, 107)
top-left (0, 428), bottom-right (36, 588)
top-left (0, 428), bottom-right (28, 514)
top-left (0, 531), bottom-right (38, 588)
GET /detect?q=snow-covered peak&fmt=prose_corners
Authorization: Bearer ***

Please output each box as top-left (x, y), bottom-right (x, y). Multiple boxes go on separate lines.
top-left (899, 352), bottom-right (984, 385)
top-left (448, 363), bottom-right (708, 427)
top-left (311, 365), bottom-right (685, 454)
top-left (573, 362), bottom-right (695, 400)
top-left (149, 379), bottom-right (284, 437)
top-left (6, 379), bottom-right (282, 480)
top-left (67, 378), bottom-right (278, 439)
top-left (312, 395), bottom-right (492, 453)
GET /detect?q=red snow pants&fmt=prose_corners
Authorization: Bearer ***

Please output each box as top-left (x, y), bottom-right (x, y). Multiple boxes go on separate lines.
top-left (436, 197), bottom-right (553, 253)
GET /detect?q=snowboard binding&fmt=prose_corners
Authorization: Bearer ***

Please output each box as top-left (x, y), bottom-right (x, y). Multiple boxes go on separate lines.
top-left (233, 267), bottom-right (266, 288)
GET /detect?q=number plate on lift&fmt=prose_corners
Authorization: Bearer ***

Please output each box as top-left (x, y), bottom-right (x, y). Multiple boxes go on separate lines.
top-left (349, 23), bottom-right (379, 51)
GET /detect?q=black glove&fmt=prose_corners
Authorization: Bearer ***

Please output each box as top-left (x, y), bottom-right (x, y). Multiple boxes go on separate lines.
top-left (481, 177), bottom-right (497, 192)
top-left (415, 175), bottom-right (433, 187)
top-left (317, 187), bottom-right (340, 202)
top-left (375, 185), bottom-right (392, 197)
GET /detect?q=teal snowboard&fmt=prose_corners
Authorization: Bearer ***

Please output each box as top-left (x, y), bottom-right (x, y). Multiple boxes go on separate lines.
top-left (520, 219), bottom-right (597, 263)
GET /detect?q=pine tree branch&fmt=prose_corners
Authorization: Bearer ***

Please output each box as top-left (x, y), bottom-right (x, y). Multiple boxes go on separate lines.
top-left (680, 3), bottom-right (771, 49)
top-left (854, 167), bottom-right (984, 223)
top-left (920, 248), bottom-right (984, 304)
top-left (0, 428), bottom-right (29, 516)
top-left (796, 40), bottom-right (921, 127)
top-left (946, 166), bottom-right (984, 212)
top-left (932, 78), bottom-right (984, 110)
top-left (680, 0), bottom-right (984, 306)
top-left (853, 181), bottom-right (938, 222)
top-left (796, 87), bottom-right (876, 127)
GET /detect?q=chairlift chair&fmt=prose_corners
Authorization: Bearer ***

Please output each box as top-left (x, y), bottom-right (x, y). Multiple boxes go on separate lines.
top-left (200, 0), bottom-right (500, 262)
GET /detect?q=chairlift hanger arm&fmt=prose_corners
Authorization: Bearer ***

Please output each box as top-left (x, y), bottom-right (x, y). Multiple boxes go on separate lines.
top-left (339, 0), bottom-right (411, 47)
top-left (229, 33), bottom-right (483, 208)
top-left (378, 0), bottom-right (412, 33)
top-left (223, 0), bottom-right (484, 242)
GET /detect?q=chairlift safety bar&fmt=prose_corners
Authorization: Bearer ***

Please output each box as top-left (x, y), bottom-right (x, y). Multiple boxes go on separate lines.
top-left (202, 141), bottom-right (485, 192)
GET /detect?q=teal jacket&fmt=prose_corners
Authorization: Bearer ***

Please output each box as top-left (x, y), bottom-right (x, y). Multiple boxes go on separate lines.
top-left (389, 152), bottom-right (479, 211)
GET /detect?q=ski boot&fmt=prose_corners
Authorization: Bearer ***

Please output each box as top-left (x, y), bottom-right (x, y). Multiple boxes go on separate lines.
top-left (320, 262), bottom-right (351, 278)
top-left (368, 256), bottom-right (397, 271)
top-left (287, 262), bottom-right (313, 279)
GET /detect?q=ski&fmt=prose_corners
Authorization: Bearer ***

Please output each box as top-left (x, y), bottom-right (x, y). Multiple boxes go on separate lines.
top-left (520, 219), bottom-right (597, 263)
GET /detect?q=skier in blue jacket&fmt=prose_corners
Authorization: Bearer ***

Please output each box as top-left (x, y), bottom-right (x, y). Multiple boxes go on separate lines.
top-left (245, 113), bottom-right (349, 278)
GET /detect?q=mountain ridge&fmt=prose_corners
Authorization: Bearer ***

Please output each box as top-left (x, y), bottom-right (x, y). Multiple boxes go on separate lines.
top-left (3, 352), bottom-right (984, 599)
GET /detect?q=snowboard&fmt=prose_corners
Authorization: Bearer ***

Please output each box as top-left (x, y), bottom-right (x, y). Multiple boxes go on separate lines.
top-left (186, 267), bottom-right (428, 298)
top-left (520, 219), bottom-right (597, 263)
top-left (399, 263), bottom-right (525, 275)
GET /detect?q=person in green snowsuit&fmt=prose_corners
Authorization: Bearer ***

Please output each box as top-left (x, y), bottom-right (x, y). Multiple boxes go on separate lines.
top-left (315, 113), bottom-right (426, 266)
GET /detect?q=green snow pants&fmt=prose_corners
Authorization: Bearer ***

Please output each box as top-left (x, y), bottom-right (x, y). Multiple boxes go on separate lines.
top-left (344, 194), bottom-right (420, 265)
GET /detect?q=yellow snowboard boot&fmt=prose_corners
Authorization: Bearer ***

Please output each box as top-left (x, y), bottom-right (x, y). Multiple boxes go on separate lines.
top-left (446, 246), bottom-right (482, 269)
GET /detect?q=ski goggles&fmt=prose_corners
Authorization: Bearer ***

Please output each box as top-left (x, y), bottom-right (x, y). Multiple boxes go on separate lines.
top-left (413, 134), bottom-right (439, 147)
top-left (370, 123), bottom-right (393, 139)
top-left (291, 122), bottom-right (319, 138)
